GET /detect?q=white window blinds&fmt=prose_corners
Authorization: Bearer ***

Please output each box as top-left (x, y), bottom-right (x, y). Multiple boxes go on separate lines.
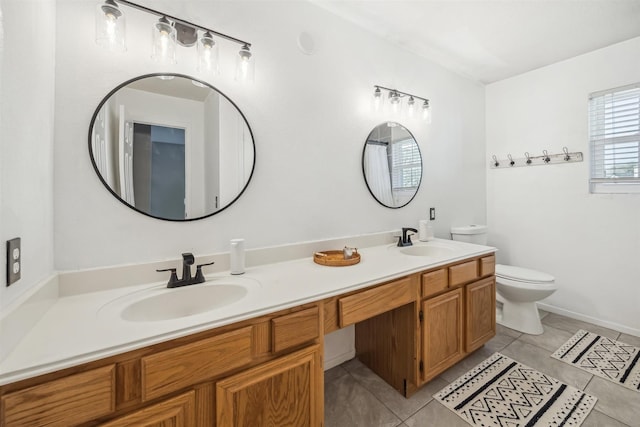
top-left (589, 83), bottom-right (640, 193)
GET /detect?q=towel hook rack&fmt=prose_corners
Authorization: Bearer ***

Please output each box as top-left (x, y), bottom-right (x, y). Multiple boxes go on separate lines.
top-left (490, 147), bottom-right (583, 169)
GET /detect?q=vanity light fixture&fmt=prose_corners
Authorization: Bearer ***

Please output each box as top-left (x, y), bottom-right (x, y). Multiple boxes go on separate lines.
top-left (95, 0), bottom-right (253, 80)
top-left (373, 86), bottom-right (431, 122)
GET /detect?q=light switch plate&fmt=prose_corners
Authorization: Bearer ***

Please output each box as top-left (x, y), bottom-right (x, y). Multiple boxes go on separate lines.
top-left (6, 238), bottom-right (21, 286)
top-left (429, 207), bottom-right (436, 221)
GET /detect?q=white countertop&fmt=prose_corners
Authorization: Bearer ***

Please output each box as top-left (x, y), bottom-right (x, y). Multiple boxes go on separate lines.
top-left (0, 238), bottom-right (495, 385)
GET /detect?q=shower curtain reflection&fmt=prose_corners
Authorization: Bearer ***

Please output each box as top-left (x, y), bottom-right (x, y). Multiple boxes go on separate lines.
top-left (363, 143), bottom-right (394, 207)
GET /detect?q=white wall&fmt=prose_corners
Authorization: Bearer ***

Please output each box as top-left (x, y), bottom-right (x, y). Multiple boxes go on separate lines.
top-left (53, 0), bottom-right (485, 270)
top-left (0, 0), bottom-right (56, 311)
top-left (486, 37), bottom-right (640, 334)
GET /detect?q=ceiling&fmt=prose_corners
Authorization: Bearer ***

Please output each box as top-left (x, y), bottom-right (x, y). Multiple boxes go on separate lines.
top-left (312, 0), bottom-right (640, 84)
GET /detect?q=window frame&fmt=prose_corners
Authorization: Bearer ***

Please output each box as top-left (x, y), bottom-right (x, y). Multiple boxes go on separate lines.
top-left (589, 82), bottom-right (640, 194)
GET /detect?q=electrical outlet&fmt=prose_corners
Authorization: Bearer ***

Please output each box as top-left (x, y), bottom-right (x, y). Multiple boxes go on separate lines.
top-left (429, 207), bottom-right (436, 221)
top-left (6, 238), bottom-right (21, 286)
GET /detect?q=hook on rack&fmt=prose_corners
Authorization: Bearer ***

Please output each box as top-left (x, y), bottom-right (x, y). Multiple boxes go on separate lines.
top-left (542, 150), bottom-right (551, 163)
top-left (563, 146), bottom-right (570, 161)
top-left (492, 155), bottom-right (499, 168)
top-left (525, 152), bottom-right (532, 165)
top-left (508, 154), bottom-right (515, 167)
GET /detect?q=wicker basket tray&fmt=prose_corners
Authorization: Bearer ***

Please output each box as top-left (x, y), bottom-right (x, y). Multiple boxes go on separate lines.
top-left (313, 250), bottom-right (360, 267)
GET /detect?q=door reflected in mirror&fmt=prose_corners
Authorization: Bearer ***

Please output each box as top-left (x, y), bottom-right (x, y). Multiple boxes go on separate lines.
top-left (362, 122), bottom-right (422, 208)
top-left (89, 73), bottom-right (255, 221)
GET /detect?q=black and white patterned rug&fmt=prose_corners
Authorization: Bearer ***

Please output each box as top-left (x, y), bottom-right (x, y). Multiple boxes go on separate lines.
top-left (435, 353), bottom-right (596, 426)
top-left (552, 329), bottom-right (640, 392)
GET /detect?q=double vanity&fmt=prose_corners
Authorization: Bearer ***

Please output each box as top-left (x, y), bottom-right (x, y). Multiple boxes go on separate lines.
top-left (0, 238), bottom-right (495, 426)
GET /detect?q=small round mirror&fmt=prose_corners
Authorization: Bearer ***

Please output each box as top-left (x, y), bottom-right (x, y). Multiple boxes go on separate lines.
top-left (362, 122), bottom-right (422, 208)
top-left (89, 74), bottom-right (255, 221)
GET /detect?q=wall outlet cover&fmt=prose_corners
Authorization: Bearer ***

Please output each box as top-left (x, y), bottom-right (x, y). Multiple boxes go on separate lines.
top-left (430, 207), bottom-right (436, 221)
top-left (6, 238), bottom-right (21, 286)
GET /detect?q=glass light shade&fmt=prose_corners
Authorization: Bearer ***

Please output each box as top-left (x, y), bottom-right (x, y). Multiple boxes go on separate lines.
top-left (389, 92), bottom-right (401, 113)
top-left (372, 87), bottom-right (383, 111)
top-left (151, 17), bottom-right (176, 64)
top-left (95, 0), bottom-right (126, 52)
top-left (422, 100), bottom-right (432, 123)
top-left (197, 32), bottom-right (219, 74)
top-left (407, 97), bottom-right (416, 117)
top-left (235, 44), bottom-right (255, 83)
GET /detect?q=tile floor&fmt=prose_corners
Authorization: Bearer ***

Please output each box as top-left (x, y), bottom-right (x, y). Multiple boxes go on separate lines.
top-left (324, 311), bottom-right (640, 427)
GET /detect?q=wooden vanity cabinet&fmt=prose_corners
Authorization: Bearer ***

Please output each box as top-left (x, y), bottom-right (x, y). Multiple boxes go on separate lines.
top-left (0, 303), bottom-right (323, 427)
top-left (419, 254), bottom-right (496, 383)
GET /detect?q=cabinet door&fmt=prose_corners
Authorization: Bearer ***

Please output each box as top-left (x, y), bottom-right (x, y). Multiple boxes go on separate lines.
top-left (421, 288), bottom-right (463, 381)
top-left (217, 345), bottom-right (323, 427)
top-left (466, 277), bottom-right (496, 352)
top-left (101, 391), bottom-right (195, 427)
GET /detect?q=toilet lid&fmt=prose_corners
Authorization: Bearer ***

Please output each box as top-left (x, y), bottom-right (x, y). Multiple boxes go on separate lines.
top-left (495, 264), bottom-right (554, 283)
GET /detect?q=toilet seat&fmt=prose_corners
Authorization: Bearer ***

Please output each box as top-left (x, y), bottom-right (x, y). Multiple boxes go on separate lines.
top-left (495, 264), bottom-right (554, 284)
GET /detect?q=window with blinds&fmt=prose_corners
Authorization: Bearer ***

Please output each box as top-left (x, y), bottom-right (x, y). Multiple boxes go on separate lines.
top-left (390, 138), bottom-right (421, 190)
top-left (589, 83), bottom-right (640, 193)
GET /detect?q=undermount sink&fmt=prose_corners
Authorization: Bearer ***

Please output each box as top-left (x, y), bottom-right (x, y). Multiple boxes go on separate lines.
top-left (399, 243), bottom-right (457, 257)
top-left (121, 284), bottom-right (248, 322)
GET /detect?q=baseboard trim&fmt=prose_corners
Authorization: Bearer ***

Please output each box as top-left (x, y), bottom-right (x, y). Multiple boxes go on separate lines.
top-left (324, 350), bottom-right (356, 371)
top-left (537, 302), bottom-right (640, 338)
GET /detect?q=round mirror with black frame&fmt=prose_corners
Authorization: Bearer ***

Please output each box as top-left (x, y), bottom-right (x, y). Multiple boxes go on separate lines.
top-left (88, 73), bottom-right (255, 221)
top-left (362, 122), bottom-right (422, 208)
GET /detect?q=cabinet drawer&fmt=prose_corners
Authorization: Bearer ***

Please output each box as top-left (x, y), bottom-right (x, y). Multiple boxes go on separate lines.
top-left (339, 277), bottom-right (414, 327)
top-left (421, 269), bottom-right (448, 298)
top-left (272, 306), bottom-right (320, 353)
top-left (449, 260), bottom-right (478, 287)
top-left (141, 326), bottom-right (253, 401)
top-left (480, 255), bottom-right (496, 277)
top-left (1, 365), bottom-right (115, 427)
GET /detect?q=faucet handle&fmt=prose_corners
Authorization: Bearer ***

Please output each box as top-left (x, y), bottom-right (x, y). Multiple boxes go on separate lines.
top-left (156, 268), bottom-right (179, 286)
top-left (194, 261), bottom-right (215, 284)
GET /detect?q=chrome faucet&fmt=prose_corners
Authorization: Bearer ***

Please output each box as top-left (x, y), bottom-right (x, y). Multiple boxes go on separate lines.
top-left (397, 227), bottom-right (418, 247)
top-left (156, 253), bottom-right (215, 288)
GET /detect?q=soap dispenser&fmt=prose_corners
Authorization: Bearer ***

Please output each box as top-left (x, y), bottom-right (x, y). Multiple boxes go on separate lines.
top-left (230, 238), bottom-right (245, 275)
top-left (419, 219), bottom-right (434, 242)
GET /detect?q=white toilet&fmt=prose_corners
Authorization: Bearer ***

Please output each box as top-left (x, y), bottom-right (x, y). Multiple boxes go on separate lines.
top-left (450, 225), bottom-right (557, 335)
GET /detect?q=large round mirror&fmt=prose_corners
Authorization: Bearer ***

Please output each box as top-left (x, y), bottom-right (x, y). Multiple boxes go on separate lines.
top-left (362, 122), bottom-right (422, 208)
top-left (89, 73), bottom-right (255, 221)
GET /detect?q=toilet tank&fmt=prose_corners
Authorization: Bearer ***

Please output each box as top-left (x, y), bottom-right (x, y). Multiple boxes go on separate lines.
top-left (450, 225), bottom-right (488, 245)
